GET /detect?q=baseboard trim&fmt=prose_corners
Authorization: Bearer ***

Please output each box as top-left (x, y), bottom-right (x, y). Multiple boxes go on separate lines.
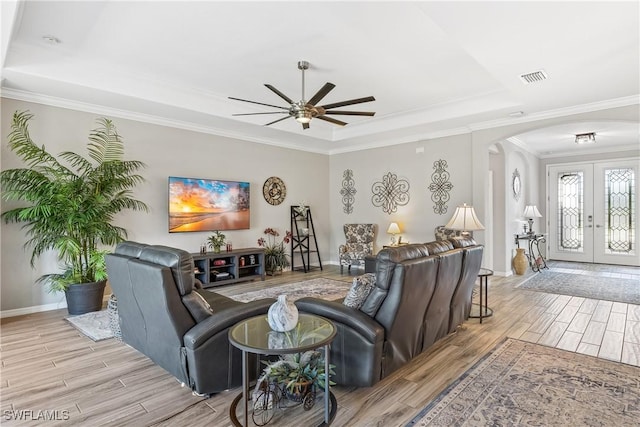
top-left (0, 301), bottom-right (67, 318)
top-left (0, 294), bottom-right (111, 318)
top-left (493, 270), bottom-right (513, 277)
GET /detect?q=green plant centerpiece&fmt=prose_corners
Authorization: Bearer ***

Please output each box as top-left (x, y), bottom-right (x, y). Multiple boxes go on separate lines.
top-left (0, 111), bottom-right (149, 314)
top-left (257, 227), bottom-right (291, 275)
top-left (207, 230), bottom-right (226, 253)
top-left (256, 322), bottom-right (336, 405)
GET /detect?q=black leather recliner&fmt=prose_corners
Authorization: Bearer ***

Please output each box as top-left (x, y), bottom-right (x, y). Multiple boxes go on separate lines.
top-left (296, 237), bottom-right (483, 387)
top-left (105, 241), bottom-right (274, 395)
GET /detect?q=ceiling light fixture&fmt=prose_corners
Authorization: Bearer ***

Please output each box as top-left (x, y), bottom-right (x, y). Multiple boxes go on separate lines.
top-left (295, 109), bottom-right (312, 124)
top-left (575, 132), bottom-right (596, 145)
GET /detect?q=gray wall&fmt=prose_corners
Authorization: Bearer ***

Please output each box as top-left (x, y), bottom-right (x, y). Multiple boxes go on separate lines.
top-left (1, 97), bottom-right (638, 314)
top-left (1, 99), bottom-right (330, 313)
top-left (329, 134), bottom-right (473, 257)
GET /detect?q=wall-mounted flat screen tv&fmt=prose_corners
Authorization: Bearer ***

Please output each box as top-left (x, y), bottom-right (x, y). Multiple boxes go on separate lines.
top-left (169, 177), bottom-right (250, 232)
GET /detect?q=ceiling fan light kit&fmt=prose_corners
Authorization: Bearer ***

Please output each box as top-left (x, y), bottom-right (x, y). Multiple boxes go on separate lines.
top-left (230, 60), bottom-right (376, 130)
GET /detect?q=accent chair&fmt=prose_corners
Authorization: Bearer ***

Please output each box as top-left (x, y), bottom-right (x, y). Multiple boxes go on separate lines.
top-left (339, 223), bottom-right (376, 273)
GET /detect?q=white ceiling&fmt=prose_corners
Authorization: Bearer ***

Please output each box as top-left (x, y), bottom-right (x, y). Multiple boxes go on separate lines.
top-left (1, 1), bottom-right (639, 156)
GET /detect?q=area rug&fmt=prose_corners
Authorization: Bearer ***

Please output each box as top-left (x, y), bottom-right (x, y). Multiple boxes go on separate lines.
top-left (65, 310), bottom-right (114, 341)
top-left (406, 338), bottom-right (640, 426)
top-left (228, 278), bottom-right (351, 303)
top-left (516, 270), bottom-right (640, 304)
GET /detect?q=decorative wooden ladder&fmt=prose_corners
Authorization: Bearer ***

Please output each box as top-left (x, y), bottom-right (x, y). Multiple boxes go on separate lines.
top-left (290, 205), bottom-right (323, 273)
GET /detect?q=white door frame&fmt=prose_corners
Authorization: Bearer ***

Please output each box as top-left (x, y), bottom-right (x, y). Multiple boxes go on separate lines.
top-left (546, 158), bottom-right (639, 266)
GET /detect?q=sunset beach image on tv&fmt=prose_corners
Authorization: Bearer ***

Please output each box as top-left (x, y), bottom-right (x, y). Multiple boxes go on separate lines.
top-left (169, 177), bottom-right (250, 232)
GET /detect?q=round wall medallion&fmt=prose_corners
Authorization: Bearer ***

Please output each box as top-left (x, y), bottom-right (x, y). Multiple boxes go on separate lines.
top-left (512, 169), bottom-right (522, 201)
top-left (263, 176), bottom-right (287, 205)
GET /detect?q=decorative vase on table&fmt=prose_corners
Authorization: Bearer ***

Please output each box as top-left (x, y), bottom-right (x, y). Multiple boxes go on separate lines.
top-left (268, 295), bottom-right (299, 332)
top-left (513, 248), bottom-right (528, 275)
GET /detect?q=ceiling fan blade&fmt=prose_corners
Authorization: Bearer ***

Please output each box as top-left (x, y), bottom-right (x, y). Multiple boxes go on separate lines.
top-left (307, 83), bottom-right (336, 106)
top-left (323, 110), bottom-right (376, 116)
top-left (265, 116), bottom-right (292, 126)
top-left (302, 122), bottom-right (310, 130)
top-left (228, 96), bottom-right (289, 110)
top-left (320, 96), bottom-right (376, 110)
top-left (265, 84), bottom-right (294, 104)
top-left (316, 115), bottom-right (348, 127)
top-left (232, 112), bottom-right (289, 116)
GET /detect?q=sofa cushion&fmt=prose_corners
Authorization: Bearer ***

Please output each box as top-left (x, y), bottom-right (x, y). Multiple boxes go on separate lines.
top-left (425, 240), bottom-right (454, 255)
top-left (182, 292), bottom-right (214, 322)
top-left (114, 241), bottom-right (148, 258)
top-left (360, 244), bottom-right (430, 317)
top-left (139, 245), bottom-right (194, 295)
top-left (449, 236), bottom-right (477, 248)
top-left (343, 273), bottom-right (376, 309)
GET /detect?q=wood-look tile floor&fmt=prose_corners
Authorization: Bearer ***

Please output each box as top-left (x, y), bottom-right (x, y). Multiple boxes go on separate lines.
top-left (513, 262), bottom-right (640, 367)
top-left (1, 262), bottom-right (638, 426)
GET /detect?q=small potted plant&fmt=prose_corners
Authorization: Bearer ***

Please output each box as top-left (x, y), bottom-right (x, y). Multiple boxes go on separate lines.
top-left (257, 350), bottom-right (335, 403)
top-left (207, 230), bottom-right (226, 253)
top-left (257, 228), bottom-right (292, 275)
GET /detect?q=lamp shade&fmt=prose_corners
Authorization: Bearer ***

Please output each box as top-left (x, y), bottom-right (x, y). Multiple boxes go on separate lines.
top-left (387, 222), bottom-right (401, 234)
top-left (445, 204), bottom-right (485, 231)
top-left (523, 205), bottom-right (542, 218)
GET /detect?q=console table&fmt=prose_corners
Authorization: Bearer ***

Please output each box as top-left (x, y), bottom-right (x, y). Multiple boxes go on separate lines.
top-left (514, 234), bottom-right (548, 272)
top-left (192, 248), bottom-right (265, 288)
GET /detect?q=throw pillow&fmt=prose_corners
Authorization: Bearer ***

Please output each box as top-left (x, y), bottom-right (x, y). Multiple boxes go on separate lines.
top-left (343, 273), bottom-right (376, 309)
top-left (182, 292), bottom-right (214, 322)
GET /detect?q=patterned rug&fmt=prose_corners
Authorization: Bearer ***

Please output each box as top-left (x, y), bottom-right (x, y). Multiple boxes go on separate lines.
top-left (66, 310), bottom-right (114, 341)
top-left (406, 338), bottom-right (640, 426)
top-left (516, 270), bottom-right (640, 304)
top-left (229, 278), bottom-right (351, 303)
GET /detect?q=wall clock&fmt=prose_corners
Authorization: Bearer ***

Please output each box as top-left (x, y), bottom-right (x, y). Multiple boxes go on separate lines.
top-left (512, 169), bottom-right (521, 201)
top-left (263, 176), bottom-right (287, 205)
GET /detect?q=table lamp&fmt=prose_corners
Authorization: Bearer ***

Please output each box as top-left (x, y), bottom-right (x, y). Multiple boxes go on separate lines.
top-left (387, 222), bottom-right (401, 245)
top-left (523, 205), bottom-right (542, 234)
top-left (445, 203), bottom-right (485, 236)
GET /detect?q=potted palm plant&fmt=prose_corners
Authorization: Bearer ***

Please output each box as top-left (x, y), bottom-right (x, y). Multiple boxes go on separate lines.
top-left (1, 111), bottom-right (149, 314)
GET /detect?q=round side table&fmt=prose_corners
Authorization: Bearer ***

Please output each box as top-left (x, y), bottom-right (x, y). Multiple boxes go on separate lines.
top-left (228, 313), bottom-right (337, 426)
top-left (469, 268), bottom-right (494, 323)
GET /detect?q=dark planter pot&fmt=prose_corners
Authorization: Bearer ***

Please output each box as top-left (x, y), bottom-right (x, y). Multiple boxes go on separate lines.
top-left (65, 280), bottom-right (107, 315)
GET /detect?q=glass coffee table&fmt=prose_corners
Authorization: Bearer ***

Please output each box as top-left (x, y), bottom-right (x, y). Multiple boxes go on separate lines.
top-left (228, 313), bottom-right (337, 426)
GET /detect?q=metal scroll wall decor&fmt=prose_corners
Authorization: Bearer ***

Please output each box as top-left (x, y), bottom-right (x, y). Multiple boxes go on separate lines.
top-left (371, 172), bottom-right (410, 215)
top-left (340, 169), bottom-right (357, 214)
top-left (428, 159), bottom-right (453, 214)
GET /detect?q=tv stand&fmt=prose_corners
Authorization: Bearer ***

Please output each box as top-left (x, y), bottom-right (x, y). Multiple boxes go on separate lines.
top-left (192, 248), bottom-right (265, 288)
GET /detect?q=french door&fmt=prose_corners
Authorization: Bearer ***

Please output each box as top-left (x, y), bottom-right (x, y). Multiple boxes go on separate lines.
top-left (548, 159), bottom-right (639, 266)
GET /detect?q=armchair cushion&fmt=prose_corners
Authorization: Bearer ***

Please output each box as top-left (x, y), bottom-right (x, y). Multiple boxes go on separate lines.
top-left (434, 225), bottom-right (472, 241)
top-left (339, 224), bottom-right (375, 269)
top-left (343, 273), bottom-right (376, 309)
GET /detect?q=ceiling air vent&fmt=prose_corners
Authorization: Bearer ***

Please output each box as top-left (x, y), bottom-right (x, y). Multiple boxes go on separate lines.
top-left (519, 70), bottom-right (548, 84)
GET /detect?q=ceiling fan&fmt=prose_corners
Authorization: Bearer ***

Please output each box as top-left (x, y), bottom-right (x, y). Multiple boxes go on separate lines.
top-left (229, 60), bottom-right (375, 130)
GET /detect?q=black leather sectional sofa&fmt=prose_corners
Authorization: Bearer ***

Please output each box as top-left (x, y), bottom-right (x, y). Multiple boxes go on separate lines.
top-left (105, 241), bottom-right (274, 395)
top-left (296, 237), bottom-right (483, 387)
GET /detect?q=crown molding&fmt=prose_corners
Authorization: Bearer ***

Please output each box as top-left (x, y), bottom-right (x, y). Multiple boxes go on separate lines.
top-left (469, 95), bottom-right (640, 132)
top-left (0, 88), bottom-right (331, 155)
top-left (2, 87), bottom-right (638, 157)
